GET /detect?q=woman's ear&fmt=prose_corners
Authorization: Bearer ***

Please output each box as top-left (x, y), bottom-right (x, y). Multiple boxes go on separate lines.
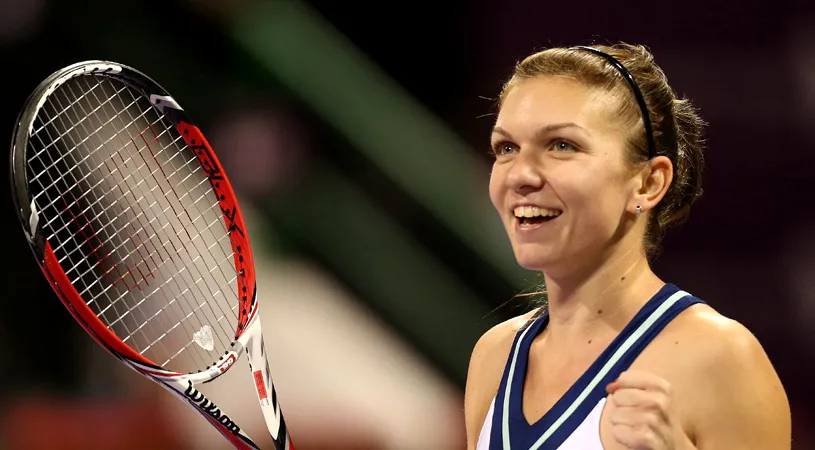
top-left (629, 155), bottom-right (673, 214)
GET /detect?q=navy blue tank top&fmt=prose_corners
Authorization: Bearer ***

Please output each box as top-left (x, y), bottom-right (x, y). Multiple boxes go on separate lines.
top-left (487, 283), bottom-right (704, 450)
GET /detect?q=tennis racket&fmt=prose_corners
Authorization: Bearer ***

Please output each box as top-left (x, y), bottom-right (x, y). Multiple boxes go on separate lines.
top-left (9, 60), bottom-right (294, 450)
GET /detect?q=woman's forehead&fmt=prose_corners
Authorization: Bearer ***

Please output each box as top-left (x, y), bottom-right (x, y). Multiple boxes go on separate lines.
top-left (496, 76), bottom-right (622, 137)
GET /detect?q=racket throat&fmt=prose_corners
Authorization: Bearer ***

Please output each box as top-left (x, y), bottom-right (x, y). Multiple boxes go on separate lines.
top-left (182, 381), bottom-right (242, 435)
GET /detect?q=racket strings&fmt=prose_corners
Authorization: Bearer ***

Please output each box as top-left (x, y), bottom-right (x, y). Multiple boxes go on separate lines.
top-left (98, 79), bottom-right (241, 356)
top-left (27, 75), bottom-right (241, 373)
top-left (35, 97), bottom-right (153, 235)
top-left (76, 76), bottom-right (239, 362)
top-left (28, 88), bottom-right (170, 360)
top-left (29, 84), bottom-right (200, 368)
top-left (39, 86), bottom-right (203, 363)
top-left (40, 77), bottom-right (238, 368)
top-left (44, 124), bottom-right (202, 272)
top-left (28, 83), bottom-right (131, 183)
top-left (44, 109), bottom-right (232, 321)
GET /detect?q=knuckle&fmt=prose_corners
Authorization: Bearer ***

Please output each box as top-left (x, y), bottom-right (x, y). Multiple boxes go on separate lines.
top-left (644, 393), bottom-right (667, 412)
top-left (644, 412), bottom-right (659, 427)
top-left (642, 430), bottom-right (657, 448)
top-left (655, 396), bottom-right (669, 412)
top-left (612, 425), bottom-right (632, 445)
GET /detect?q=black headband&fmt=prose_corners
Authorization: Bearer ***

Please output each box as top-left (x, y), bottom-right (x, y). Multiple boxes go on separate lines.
top-left (570, 46), bottom-right (656, 159)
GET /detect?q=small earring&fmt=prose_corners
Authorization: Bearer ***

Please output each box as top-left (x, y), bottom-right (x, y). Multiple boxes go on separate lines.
top-left (635, 205), bottom-right (642, 215)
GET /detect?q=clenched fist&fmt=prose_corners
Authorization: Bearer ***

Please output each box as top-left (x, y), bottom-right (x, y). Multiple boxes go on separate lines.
top-left (605, 370), bottom-right (695, 450)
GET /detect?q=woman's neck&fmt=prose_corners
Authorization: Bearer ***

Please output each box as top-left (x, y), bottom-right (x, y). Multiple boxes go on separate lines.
top-left (541, 246), bottom-right (664, 345)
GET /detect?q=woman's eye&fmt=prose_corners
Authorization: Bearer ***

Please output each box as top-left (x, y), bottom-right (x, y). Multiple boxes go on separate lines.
top-left (491, 142), bottom-right (517, 156)
top-left (553, 140), bottom-right (576, 151)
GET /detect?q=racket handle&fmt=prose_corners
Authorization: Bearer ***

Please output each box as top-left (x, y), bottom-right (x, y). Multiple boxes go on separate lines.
top-left (244, 317), bottom-right (293, 450)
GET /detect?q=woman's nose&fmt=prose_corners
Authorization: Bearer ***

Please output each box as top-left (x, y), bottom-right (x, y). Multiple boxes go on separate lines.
top-left (505, 152), bottom-right (544, 195)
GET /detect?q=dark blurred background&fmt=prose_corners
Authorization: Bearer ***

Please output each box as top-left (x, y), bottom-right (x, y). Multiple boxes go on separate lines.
top-left (0, 0), bottom-right (812, 448)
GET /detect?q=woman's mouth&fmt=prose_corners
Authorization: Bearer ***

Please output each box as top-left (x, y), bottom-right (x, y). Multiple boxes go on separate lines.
top-left (514, 205), bottom-right (562, 226)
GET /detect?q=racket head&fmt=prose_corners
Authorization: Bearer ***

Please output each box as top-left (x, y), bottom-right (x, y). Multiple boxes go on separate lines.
top-left (10, 61), bottom-right (258, 377)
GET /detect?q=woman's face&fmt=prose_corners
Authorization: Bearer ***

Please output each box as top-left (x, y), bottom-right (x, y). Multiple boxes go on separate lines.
top-left (489, 75), bottom-right (642, 274)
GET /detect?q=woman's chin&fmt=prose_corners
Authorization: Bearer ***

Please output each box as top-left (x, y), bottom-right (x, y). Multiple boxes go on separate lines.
top-left (513, 249), bottom-right (557, 272)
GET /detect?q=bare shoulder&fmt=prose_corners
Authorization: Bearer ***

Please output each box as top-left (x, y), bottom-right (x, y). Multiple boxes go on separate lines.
top-left (463, 309), bottom-right (539, 449)
top-left (665, 303), bottom-right (784, 382)
top-left (649, 302), bottom-right (792, 449)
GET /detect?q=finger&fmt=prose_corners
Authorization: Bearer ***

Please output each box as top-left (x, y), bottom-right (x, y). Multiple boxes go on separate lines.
top-left (607, 370), bottom-right (671, 395)
top-left (608, 405), bottom-right (661, 428)
top-left (608, 387), bottom-right (652, 408)
top-left (609, 388), bottom-right (670, 414)
top-left (611, 423), bottom-right (657, 450)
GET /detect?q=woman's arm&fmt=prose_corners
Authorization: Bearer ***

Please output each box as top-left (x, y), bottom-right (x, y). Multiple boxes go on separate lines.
top-left (691, 317), bottom-right (791, 449)
top-left (464, 315), bottom-right (530, 450)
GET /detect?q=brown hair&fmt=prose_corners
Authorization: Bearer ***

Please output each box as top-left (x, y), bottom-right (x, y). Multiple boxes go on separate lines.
top-left (498, 43), bottom-right (706, 257)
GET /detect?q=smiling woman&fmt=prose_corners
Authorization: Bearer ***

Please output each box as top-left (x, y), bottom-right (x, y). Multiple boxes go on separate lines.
top-left (465, 43), bottom-right (791, 450)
